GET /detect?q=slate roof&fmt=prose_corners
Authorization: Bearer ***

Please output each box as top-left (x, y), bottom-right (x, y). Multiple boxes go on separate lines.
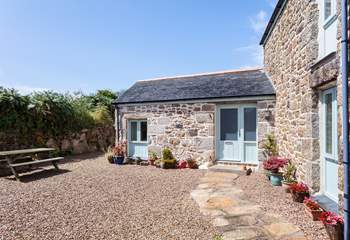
top-left (114, 69), bottom-right (275, 105)
top-left (260, 0), bottom-right (286, 45)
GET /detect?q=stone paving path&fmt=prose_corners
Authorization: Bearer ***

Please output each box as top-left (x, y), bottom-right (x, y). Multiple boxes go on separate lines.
top-left (191, 168), bottom-right (306, 240)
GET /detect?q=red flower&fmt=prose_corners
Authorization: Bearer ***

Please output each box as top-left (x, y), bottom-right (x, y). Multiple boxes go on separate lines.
top-left (303, 198), bottom-right (321, 210)
top-left (320, 212), bottom-right (344, 226)
top-left (289, 182), bottom-right (309, 193)
top-left (263, 156), bottom-right (289, 173)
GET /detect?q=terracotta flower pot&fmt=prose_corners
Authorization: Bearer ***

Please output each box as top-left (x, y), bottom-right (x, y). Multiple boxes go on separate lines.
top-left (291, 191), bottom-right (310, 203)
top-left (304, 204), bottom-right (323, 221)
top-left (148, 159), bottom-right (155, 166)
top-left (324, 223), bottom-right (344, 240)
top-left (282, 181), bottom-right (295, 193)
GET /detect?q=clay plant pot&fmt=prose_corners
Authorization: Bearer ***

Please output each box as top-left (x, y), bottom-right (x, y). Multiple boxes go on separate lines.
top-left (282, 181), bottom-right (296, 193)
top-left (113, 156), bottom-right (124, 165)
top-left (291, 191), bottom-right (310, 203)
top-left (148, 159), bottom-right (155, 166)
top-left (270, 173), bottom-right (283, 186)
top-left (304, 204), bottom-right (323, 221)
top-left (324, 223), bottom-right (344, 240)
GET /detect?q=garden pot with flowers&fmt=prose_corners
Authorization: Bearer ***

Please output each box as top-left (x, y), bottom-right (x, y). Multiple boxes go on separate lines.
top-left (148, 151), bottom-right (158, 166)
top-left (320, 212), bottom-right (344, 240)
top-left (288, 182), bottom-right (310, 202)
top-left (303, 198), bottom-right (323, 221)
top-left (263, 156), bottom-right (288, 186)
top-left (282, 162), bottom-right (297, 193)
top-left (112, 141), bottom-right (126, 165)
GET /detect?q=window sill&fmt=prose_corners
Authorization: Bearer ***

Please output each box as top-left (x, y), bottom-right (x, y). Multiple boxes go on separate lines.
top-left (323, 14), bottom-right (337, 29)
top-left (313, 194), bottom-right (338, 213)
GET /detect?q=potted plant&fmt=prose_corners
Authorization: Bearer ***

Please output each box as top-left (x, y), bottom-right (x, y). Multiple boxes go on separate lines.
top-left (112, 141), bottom-right (126, 165)
top-left (104, 147), bottom-right (114, 164)
top-left (263, 156), bottom-right (288, 186)
top-left (263, 133), bottom-right (278, 158)
top-left (303, 198), bottom-right (323, 221)
top-left (148, 151), bottom-right (158, 166)
top-left (320, 212), bottom-right (344, 240)
top-left (282, 162), bottom-right (297, 192)
top-left (178, 160), bottom-right (187, 169)
top-left (289, 182), bottom-right (310, 202)
top-left (160, 148), bottom-right (177, 169)
top-left (186, 159), bottom-right (198, 169)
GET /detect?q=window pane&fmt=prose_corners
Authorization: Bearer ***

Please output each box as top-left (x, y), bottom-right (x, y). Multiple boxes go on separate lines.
top-left (220, 109), bottom-right (238, 141)
top-left (325, 93), bottom-right (333, 154)
top-left (325, 0), bottom-right (332, 20)
top-left (140, 121), bottom-right (147, 142)
top-left (130, 122), bottom-right (137, 141)
top-left (244, 108), bottom-right (257, 141)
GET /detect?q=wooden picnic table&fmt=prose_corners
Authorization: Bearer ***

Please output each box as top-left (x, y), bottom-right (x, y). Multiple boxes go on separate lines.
top-left (0, 148), bottom-right (64, 181)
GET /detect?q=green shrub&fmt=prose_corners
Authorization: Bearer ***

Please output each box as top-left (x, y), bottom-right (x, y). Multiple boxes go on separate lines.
top-left (162, 148), bottom-right (173, 160)
top-left (90, 105), bottom-right (113, 126)
top-left (0, 87), bottom-right (118, 148)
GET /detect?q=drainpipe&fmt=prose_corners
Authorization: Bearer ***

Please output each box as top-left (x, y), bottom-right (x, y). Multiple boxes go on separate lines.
top-left (115, 104), bottom-right (120, 144)
top-left (341, 0), bottom-right (349, 239)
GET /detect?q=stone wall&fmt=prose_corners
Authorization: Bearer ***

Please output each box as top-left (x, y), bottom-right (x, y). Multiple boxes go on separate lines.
top-left (117, 100), bottom-right (275, 165)
top-left (263, 0), bottom-right (321, 189)
top-left (0, 126), bottom-right (115, 176)
top-left (117, 103), bottom-right (216, 165)
top-left (257, 100), bottom-right (276, 162)
top-left (0, 126), bottom-right (115, 154)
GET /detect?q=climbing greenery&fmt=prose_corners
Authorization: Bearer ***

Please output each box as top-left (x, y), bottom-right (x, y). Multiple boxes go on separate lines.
top-left (0, 87), bottom-right (118, 144)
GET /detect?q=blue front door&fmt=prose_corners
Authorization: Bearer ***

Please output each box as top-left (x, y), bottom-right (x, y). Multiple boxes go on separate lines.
top-left (128, 120), bottom-right (148, 159)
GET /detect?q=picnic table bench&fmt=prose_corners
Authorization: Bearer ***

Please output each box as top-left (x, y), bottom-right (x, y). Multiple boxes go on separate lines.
top-left (0, 148), bottom-right (64, 181)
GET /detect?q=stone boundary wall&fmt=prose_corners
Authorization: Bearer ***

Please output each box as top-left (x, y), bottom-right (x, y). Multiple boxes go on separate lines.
top-left (263, 0), bottom-right (320, 189)
top-left (0, 126), bottom-right (115, 176)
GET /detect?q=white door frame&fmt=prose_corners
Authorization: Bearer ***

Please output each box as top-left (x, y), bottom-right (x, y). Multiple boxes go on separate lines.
top-left (215, 104), bottom-right (258, 163)
top-left (320, 87), bottom-right (338, 202)
top-left (127, 119), bottom-right (148, 159)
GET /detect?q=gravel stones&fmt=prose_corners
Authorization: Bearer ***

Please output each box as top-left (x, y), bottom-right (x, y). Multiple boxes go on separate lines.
top-left (0, 154), bottom-right (218, 240)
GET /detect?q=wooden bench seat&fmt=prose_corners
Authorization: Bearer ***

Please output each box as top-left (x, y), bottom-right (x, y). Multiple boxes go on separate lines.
top-left (8, 157), bottom-right (64, 181)
top-left (9, 157), bottom-right (63, 167)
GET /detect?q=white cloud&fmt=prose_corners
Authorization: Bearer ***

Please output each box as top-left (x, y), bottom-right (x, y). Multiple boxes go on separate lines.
top-left (266, 0), bottom-right (278, 8)
top-left (249, 10), bottom-right (268, 34)
top-left (234, 44), bottom-right (263, 67)
top-left (0, 83), bottom-right (48, 94)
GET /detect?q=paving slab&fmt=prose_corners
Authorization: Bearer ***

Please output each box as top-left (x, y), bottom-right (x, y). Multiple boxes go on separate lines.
top-left (191, 168), bottom-right (306, 240)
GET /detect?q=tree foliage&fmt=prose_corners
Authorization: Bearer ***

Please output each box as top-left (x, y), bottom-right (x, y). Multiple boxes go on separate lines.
top-left (0, 87), bottom-right (118, 144)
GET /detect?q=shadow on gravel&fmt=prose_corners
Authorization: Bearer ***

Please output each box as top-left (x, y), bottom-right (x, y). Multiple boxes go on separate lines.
top-left (6, 168), bottom-right (71, 183)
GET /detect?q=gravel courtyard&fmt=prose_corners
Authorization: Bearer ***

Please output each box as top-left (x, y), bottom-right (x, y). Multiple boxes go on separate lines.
top-left (0, 154), bottom-right (218, 240)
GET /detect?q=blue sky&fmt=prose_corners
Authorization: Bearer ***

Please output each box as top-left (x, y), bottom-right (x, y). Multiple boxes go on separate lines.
top-left (0, 0), bottom-right (277, 94)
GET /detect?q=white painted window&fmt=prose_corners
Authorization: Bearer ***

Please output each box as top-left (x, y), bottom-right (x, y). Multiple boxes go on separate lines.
top-left (318, 0), bottom-right (337, 58)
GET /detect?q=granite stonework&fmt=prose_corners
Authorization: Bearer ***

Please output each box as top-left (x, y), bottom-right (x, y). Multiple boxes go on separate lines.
top-left (116, 101), bottom-right (275, 165)
top-left (263, 0), bottom-right (321, 189)
top-left (263, 0), bottom-right (347, 212)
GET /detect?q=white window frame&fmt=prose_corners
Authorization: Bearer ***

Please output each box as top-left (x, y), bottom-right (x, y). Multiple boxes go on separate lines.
top-left (128, 120), bottom-right (148, 144)
top-left (323, 0), bottom-right (337, 28)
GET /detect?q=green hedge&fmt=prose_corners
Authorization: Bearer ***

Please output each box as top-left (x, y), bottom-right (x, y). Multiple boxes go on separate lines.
top-left (0, 87), bottom-right (117, 145)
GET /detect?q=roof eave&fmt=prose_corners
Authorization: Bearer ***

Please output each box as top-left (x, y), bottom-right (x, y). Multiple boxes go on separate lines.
top-left (113, 94), bottom-right (276, 106)
top-left (260, 0), bottom-right (288, 46)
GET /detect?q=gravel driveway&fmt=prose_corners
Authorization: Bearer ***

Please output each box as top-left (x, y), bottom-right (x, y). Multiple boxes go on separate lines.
top-left (0, 154), bottom-right (218, 240)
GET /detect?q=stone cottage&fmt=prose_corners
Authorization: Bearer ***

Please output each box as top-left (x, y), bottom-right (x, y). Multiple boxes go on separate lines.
top-left (114, 0), bottom-right (347, 212)
top-left (261, 0), bottom-right (345, 212)
top-left (114, 69), bottom-right (276, 166)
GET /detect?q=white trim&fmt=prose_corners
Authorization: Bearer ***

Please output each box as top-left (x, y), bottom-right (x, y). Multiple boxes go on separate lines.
top-left (215, 104), bottom-right (258, 164)
top-left (320, 87), bottom-right (338, 202)
top-left (137, 68), bottom-right (263, 82)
